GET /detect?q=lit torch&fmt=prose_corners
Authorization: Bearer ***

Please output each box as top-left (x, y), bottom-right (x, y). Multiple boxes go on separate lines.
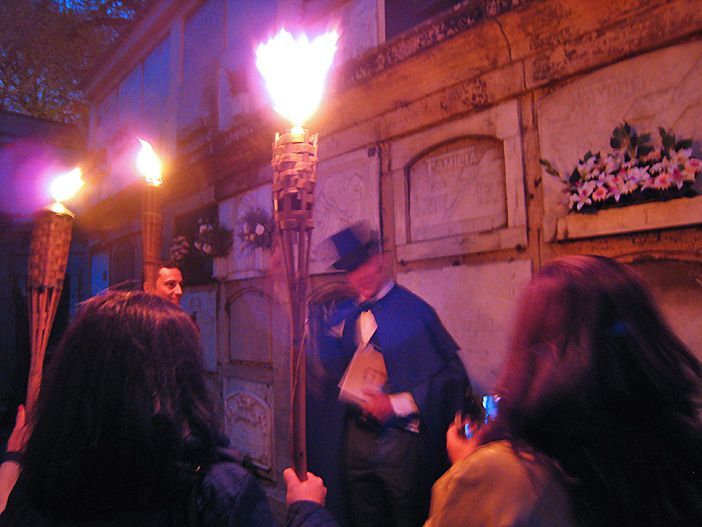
top-left (256, 28), bottom-right (339, 479)
top-left (137, 138), bottom-right (164, 290)
top-left (27, 167), bottom-right (84, 416)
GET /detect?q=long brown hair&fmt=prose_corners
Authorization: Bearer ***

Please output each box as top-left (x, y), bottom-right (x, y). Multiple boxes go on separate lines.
top-left (479, 255), bottom-right (702, 526)
top-left (21, 290), bottom-right (220, 520)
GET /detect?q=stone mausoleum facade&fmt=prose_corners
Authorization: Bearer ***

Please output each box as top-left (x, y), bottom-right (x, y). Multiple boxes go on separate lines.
top-left (78, 0), bottom-right (702, 517)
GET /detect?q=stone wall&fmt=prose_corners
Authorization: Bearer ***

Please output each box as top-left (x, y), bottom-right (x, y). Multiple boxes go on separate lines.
top-left (302, 0), bottom-right (702, 393)
top-left (81, 0), bottom-right (702, 518)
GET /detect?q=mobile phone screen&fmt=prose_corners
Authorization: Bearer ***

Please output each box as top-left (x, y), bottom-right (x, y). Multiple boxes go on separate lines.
top-left (482, 394), bottom-right (500, 424)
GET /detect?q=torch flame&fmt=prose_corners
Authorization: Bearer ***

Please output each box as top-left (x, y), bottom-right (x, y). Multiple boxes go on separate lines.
top-left (49, 167), bottom-right (84, 204)
top-left (136, 138), bottom-right (163, 186)
top-left (256, 28), bottom-right (339, 128)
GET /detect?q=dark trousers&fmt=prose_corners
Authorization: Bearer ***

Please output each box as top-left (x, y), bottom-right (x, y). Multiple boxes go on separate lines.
top-left (344, 418), bottom-right (424, 527)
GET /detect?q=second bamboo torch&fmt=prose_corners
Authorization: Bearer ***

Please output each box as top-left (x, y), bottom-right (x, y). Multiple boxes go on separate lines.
top-left (137, 138), bottom-right (164, 290)
top-left (27, 168), bottom-right (85, 417)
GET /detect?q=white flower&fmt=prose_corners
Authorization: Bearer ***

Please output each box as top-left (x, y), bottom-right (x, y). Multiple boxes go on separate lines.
top-left (255, 223), bottom-right (265, 235)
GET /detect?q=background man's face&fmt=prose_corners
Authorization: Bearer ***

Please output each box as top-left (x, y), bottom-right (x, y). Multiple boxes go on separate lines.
top-left (346, 255), bottom-right (384, 300)
top-left (152, 267), bottom-right (183, 305)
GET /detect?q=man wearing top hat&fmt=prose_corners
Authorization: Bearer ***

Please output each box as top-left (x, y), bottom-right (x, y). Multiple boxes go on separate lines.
top-left (318, 222), bottom-right (470, 527)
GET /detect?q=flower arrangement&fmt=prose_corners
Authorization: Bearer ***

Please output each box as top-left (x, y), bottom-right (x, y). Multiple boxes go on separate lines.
top-left (237, 207), bottom-right (273, 250)
top-left (193, 219), bottom-right (233, 257)
top-left (541, 123), bottom-right (701, 213)
top-left (168, 235), bottom-right (190, 265)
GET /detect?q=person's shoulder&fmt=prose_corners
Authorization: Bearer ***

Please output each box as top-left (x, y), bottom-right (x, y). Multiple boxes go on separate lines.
top-left (438, 441), bottom-right (575, 526)
top-left (386, 284), bottom-right (433, 314)
top-left (199, 461), bottom-right (275, 526)
top-left (426, 441), bottom-right (575, 527)
top-left (451, 441), bottom-right (525, 482)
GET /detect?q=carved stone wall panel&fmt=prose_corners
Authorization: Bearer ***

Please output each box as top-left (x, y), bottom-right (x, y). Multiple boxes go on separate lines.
top-left (538, 41), bottom-right (702, 241)
top-left (182, 286), bottom-right (218, 372)
top-left (392, 99), bottom-right (526, 261)
top-left (409, 137), bottom-right (507, 242)
top-left (397, 259), bottom-right (532, 393)
top-left (310, 147), bottom-right (380, 274)
top-left (223, 378), bottom-right (273, 471)
top-left (227, 288), bottom-right (286, 365)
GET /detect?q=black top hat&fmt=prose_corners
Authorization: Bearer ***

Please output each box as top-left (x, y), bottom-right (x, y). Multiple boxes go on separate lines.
top-left (329, 222), bottom-right (380, 272)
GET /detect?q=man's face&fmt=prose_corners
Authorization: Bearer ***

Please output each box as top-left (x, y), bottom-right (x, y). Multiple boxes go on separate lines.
top-left (152, 267), bottom-right (183, 305)
top-left (346, 255), bottom-right (384, 301)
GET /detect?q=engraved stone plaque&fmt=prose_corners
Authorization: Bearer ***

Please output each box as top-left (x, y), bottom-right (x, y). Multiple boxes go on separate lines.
top-left (409, 137), bottom-right (507, 242)
top-left (310, 147), bottom-right (380, 274)
top-left (391, 100), bottom-right (526, 261)
top-left (228, 288), bottom-right (287, 364)
top-left (224, 386), bottom-right (273, 471)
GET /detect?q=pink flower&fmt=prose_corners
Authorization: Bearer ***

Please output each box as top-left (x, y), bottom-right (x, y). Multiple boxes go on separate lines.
top-left (605, 174), bottom-right (625, 201)
top-left (569, 181), bottom-right (596, 210)
top-left (592, 184), bottom-right (609, 202)
top-left (668, 148), bottom-right (692, 168)
top-left (570, 191), bottom-right (591, 211)
top-left (670, 168), bottom-right (685, 189)
top-left (652, 172), bottom-right (672, 190)
top-left (642, 148), bottom-right (662, 163)
top-left (683, 158), bottom-right (701, 182)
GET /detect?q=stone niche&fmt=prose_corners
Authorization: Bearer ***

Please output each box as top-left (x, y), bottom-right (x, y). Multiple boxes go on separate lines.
top-left (309, 146), bottom-right (380, 274)
top-left (538, 41), bottom-right (702, 242)
top-left (227, 288), bottom-right (287, 365)
top-left (409, 137), bottom-right (507, 241)
top-left (397, 259), bottom-right (532, 393)
top-left (223, 378), bottom-right (274, 472)
top-left (392, 99), bottom-right (527, 261)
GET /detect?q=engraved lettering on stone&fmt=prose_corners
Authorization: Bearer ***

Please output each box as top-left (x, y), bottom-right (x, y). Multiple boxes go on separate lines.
top-left (409, 138), bottom-right (507, 242)
top-left (224, 391), bottom-right (272, 470)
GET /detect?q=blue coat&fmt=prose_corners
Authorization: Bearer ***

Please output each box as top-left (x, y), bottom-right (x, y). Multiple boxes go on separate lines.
top-left (309, 284), bottom-right (469, 523)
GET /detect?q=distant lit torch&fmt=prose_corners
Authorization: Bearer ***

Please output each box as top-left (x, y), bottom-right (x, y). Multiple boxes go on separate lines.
top-left (137, 138), bottom-right (164, 289)
top-left (256, 28), bottom-right (339, 478)
top-left (27, 167), bottom-right (84, 416)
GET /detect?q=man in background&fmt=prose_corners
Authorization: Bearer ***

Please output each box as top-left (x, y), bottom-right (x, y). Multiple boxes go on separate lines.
top-left (144, 261), bottom-right (184, 306)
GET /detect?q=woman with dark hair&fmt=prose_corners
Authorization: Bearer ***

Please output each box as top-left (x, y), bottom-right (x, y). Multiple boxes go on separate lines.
top-left (285, 255), bottom-right (702, 526)
top-left (0, 290), bottom-right (274, 526)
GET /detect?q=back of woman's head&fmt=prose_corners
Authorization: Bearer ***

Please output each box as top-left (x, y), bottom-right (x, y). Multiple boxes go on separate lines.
top-left (22, 290), bottom-right (219, 518)
top-left (484, 255), bottom-right (702, 526)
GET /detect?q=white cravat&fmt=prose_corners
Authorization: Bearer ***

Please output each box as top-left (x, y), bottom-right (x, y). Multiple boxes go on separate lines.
top-left (356, 282), bottom-right (420, 421)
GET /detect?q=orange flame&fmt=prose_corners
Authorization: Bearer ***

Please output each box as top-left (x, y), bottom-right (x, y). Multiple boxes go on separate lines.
top-left (49, 167), bottom-right (84, 204)
top-left (136, 138), bottom-right (163, 186)
top-left (256, 28), bottom-right (339, 127)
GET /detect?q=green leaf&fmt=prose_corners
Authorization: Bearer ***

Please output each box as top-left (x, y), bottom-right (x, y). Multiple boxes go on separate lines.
top-left (637, 133), bottom-right (651, 146)
top-left (675, 139), bottom-right (692, 150)
top-left (661, 131), bottom-right (675, 150)
top-left (637, 145), bottom-right (653, 157)
top-left (610, 138), bottom-right (621, 149)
